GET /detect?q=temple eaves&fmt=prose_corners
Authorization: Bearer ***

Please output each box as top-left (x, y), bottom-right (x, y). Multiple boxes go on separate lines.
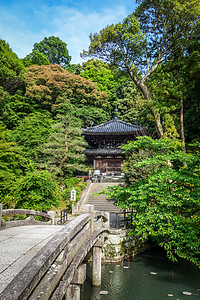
top-left (82, 118), bottom-right (143, 136)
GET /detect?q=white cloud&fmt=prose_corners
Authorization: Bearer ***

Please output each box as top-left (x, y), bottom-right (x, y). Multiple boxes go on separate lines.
top-left (51, 5), bottom-right (130, 63)
top-left (0, 3), bottom-right (133, 64)
top-left (0, 7), bottom-right (49, 58)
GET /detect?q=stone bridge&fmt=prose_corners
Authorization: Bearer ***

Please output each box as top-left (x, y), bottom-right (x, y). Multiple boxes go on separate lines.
top-left (0, 205), bottom-right (109, 300)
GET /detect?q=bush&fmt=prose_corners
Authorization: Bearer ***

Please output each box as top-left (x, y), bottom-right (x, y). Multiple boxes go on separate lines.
top-left (12, 170), bottom-right (61, 211)
top-left (62, 177), bottom-right (87, 202)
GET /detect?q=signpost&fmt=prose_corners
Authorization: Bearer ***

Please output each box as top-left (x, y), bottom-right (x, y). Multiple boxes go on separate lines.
top-left (71, 188), bottom-right (76, 214)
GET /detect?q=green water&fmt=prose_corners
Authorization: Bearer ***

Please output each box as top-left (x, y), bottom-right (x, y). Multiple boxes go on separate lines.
top-left (81, 248), bottom-right (200, 300)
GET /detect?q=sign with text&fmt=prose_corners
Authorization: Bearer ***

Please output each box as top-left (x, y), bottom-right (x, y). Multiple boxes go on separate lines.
top-left (71, 188), bottom-right (76, 202)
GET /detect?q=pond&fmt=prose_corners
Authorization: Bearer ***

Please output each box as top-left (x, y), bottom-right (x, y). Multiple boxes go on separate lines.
top-left (81, 247), bottom-right (200, 300)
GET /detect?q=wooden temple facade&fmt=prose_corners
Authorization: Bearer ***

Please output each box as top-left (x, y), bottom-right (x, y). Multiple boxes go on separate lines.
top-left (83, 115), bottom-right (145, 177)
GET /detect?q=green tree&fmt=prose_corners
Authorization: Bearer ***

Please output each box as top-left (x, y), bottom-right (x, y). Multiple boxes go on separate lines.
top-left (54, 101), bottom-right (110, 128)
top-left (0, 40), bottom-right (25, 93)
top-left (0, 124), bottom-right (26, 206)
top-left (22, 50), bottom-right (50, 67)
top-left (145, 63), bottom-right (181, 139)
top-left (78, 59), bottom-right (125, 108)
top-left (24, 64), bottom-right (109, 111)
top-left (0, 90), bottom-right (34, 129)
top-left (39, 114), bottom-right (88, 178)
top-left (115, 79), bottom-right (149, 126)
top-left (175, 31), bottom-right (200, 142)
top-left (82, 0), bottom-right (199, 138)
top-left (12, 112), bottom-right (53, 161)
top-left (106, 137), bottom-right (200, 267)
top-left (13, 169), bottom-right (61, 211)
top-left (28, 36), bottom-right (71, 68)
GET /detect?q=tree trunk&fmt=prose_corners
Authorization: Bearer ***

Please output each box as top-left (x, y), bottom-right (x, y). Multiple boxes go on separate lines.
top-left (58, 129), bottom-right (69, 169)
top-left (176, 68), bottom-right (186, 152)
top-left (150, 108), bottom-right (164, 138)
top-left (132, 77), bottom-right (164, 137)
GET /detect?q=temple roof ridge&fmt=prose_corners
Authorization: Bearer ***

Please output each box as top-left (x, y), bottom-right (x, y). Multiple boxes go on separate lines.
top-left (82, 116), bottom-right (143, 135)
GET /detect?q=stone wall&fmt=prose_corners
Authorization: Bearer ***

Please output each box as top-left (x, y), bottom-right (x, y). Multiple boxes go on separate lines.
top-left (102, 229), bottom-right (150, 263)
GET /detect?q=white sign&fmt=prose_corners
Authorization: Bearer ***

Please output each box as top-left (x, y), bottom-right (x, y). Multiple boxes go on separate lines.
top-left (71, 188), bottom-right (76, 202)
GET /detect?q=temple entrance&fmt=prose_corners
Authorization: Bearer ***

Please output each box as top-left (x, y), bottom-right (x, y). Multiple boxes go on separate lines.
top-left (94, 158), bottom-right (123, 175)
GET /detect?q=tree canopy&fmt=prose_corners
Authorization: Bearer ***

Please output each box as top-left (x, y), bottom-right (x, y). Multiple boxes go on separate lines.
top-left (106, 137), bottom-right (200, 267)
top-left (24, 64), bottom-right (109, 111)
top-left (82, 0), bottom-right (199, 139)
top-left (0, 124), bottom-right (26, 206)
top-left (38, 113), bottom-right (88, 177)
top-left (25, 36), bottom-right (71, 68)
top-left (0, 40), bottom-right (25, 93)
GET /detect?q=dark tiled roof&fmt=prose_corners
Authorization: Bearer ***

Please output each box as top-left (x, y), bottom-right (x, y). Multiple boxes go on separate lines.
top-left (84, 148), bottom-right (123, 155)
top-left (82, 117), bottom-right (143, 135)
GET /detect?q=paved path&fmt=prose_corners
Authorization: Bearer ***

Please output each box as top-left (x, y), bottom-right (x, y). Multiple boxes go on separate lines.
top-left (0, 225), bottom-right (65, 293)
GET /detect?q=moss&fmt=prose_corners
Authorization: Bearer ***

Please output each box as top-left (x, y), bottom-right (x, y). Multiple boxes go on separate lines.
top-left (102, 244), bottom-right (117, 259)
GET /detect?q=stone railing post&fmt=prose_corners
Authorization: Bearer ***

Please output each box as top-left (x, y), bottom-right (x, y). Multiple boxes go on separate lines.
top-left (48, 211), bottom-right (56, 225)
top-left (92, 246), bottom-right (101, 286)
top-left (92, 234), bottom-right (104, 286)
top-left (65, 264), bottom-right (86, 300)
top-left (104, 211), bottom-right (110, 228)
top-left (82, 204), bottom-right (94, 232)
top-left (0, 203), bottom-right (3, 228)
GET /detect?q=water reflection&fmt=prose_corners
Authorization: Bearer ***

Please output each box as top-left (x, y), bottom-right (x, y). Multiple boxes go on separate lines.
top-left (81, 247), bottom-right (200, 300)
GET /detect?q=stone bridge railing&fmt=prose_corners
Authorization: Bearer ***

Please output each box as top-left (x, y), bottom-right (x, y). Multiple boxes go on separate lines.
top-left (0, 203), bottom-right (55, 229)
top-left (0, 205), bottom-right (109, 300)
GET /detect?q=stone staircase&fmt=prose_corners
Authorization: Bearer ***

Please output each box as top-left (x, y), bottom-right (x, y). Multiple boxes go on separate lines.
top-left (80, 182), bottom-right (121, 213)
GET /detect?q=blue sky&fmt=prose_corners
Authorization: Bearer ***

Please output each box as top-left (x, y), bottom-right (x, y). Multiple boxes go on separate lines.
top-left (0, 0), bottom-right (137, 64)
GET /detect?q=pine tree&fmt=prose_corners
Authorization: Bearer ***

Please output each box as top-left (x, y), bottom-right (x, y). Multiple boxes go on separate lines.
top-left (38, 114), bottom-right (88, 178)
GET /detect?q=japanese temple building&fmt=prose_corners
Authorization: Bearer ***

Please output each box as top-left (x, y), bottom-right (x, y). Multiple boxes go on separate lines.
top-left (83, 114), bottom-right (145, 179)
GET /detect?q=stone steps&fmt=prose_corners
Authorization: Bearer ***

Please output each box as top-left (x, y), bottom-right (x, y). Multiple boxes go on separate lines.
top-left (80, 182), bottom-right (121, 213)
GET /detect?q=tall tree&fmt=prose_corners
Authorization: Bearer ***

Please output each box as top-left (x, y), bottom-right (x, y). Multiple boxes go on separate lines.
top-left (22, 50), bottom-right (50, 67)
top-left (106, 137), bottom-right (200, 267)
top-left (12, 112), bottom-right (53, 162)
top-left (77, 59), bottom-right (125, 108)
top-left (115, 79), bottom-right (149, 126)
top-left (183, 36), bottom-right (200, 142)
top-left (82, 0), bottom-right (199, 138)
top-left (0, 124), bottom-right (26, 206)
top-left (24, 64), bottom-right (109, 111)
top-left (28, 36), bottom-right (71, 69)
top-left (38, 114), bottom-right (88, 178)
top-left (0, 40), bottom-right (25, 93)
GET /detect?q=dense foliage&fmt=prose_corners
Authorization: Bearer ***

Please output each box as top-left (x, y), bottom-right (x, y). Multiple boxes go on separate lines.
top-left (0, 125), bottom-right (26, 205)
top-left (0, 40), bottom-right (25, 93)
top-left (25, 64), bottom-right (109, 111)
top-left (23, 36), bottom-right (72, 68)
top-left (38, 113), bottom-right (88, 177)
top-left (12, 169), bottom-right (61, 211)
top-left (106, 137), bottom-right (200, 267)
top-left (0, 38), bottom-right (111, 211)
top-left (82, 0), bottom-right (199, 141)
